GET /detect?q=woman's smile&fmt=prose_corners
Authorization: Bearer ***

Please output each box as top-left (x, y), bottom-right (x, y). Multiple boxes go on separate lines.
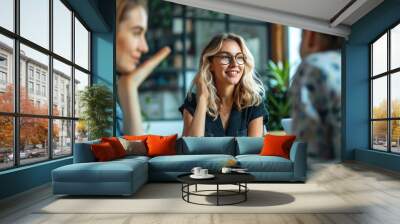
top-left (225, 69), bottom-right (240, 77)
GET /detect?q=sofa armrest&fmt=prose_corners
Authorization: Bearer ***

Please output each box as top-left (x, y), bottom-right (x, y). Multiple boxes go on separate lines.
top-left (73, 140), bottom-right (100, 163)
top-left (289, 141), bottom-right (307, 181)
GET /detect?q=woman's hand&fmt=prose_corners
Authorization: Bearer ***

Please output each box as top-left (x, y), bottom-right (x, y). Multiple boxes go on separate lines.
top-left (118, 46), bottom-right (170, 135)
top-left (182, 74), bottom-right (209, 137)
top-left (120, 46), bottom-right (171, 88)
top-left (195, 73), bottom-right (209, 103)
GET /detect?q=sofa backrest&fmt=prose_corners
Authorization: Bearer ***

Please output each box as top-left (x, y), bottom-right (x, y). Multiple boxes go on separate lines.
top-left (235, 137), bottom-right (264, 155)
top-left (73, 139), bottom-right (100, 163)
top-left (179, 137), bottom-right (236, 155)
top-left (76, 136), bottom-right (304, 160)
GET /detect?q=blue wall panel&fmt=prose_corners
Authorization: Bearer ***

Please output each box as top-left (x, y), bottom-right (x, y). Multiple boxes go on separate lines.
top-left (91, 32), bottom-right (114, 136)
top-left (343, 44), bottom-right (369, 160)
top-left (92, 33), bottom-right (113, 87)
top-left (345, 0), bottom-right (400, 171)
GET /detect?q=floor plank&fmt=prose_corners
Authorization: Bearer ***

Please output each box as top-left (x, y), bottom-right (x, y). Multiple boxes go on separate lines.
top-left (1, 161), bottom-right (400, 224)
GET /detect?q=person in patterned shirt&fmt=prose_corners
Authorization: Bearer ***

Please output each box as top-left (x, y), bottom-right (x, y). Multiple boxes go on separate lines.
top-left (290, 30), bottom-right (343, 160)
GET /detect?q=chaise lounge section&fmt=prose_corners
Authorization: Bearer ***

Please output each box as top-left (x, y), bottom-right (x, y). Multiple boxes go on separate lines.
top-left (52, 140), bottom-right (149, 196)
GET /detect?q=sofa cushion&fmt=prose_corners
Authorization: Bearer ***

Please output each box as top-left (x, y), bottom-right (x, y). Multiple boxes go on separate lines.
top-left (148, 154), bottom-right (235, 172)
top-left (118, 138), bottom-right (147, 156)
top-left (115, 155), bottom-right (150, 163)
top-left (236, 155), bottom-right (293, 172)
top-left (123, 135), bottom-right (150, 141)
top-left (91, 142), bottom-right (118, 161)
top-left (180, 137), bottom-right (235, 155)
top-left (147, 134), bottom-right (177, 157)
top-left (235, 137), bottom-right (263, 155)
top-left (101, 137), bottom-right (127, 158)
top-left (260, 134), bottom-right (296, 159)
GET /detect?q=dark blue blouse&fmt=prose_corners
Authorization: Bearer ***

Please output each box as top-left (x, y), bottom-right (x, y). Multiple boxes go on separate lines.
top-left (179, 93), bottom-right (268, 137)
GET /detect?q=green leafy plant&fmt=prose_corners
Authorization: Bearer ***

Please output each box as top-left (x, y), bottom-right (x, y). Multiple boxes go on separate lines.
top-left (148, 0), bottom-right (173, 29)
top-left (79, 84), bottom-right (113, 140)
top-left (264, 60), bottom-right (291, 131)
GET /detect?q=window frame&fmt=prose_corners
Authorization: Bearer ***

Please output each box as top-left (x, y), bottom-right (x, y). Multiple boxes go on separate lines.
top-left (0, 0), bottom-right (92, 171)
top-left (369, 19), bottom-right (400, 154)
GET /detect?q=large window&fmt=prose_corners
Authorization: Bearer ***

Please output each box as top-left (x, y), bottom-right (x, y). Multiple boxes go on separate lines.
top-left (370, 22), bottom-right (400, 153)
top-left (0, 0), bottom-right (91, 171)
top-left (143, 1), bottom-right (269, 120)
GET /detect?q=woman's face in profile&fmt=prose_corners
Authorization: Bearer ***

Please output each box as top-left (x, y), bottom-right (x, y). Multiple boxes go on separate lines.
top-left (210, 40), bottom-right (244, 86)
top-left (116, 6), bottom-right (149, 74)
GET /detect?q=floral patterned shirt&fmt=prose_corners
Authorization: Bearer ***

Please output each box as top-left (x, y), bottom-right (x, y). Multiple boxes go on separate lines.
top-left (290, 50), bottom-right (341, 159)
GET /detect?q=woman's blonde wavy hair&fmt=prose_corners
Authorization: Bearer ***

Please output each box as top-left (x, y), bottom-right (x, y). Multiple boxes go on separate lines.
top-left (188, 33), bottom-right (265, 120)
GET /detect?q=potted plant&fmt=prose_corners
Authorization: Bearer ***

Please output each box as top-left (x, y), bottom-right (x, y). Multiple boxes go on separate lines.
top-left (263, 60), bottom-right (291, 131)
top-left (79, 84), bottom-right (113, 140)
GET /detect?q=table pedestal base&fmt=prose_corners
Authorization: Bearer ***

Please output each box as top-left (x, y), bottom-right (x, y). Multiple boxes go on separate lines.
top-left (181, 183), bottom-right (249, 206)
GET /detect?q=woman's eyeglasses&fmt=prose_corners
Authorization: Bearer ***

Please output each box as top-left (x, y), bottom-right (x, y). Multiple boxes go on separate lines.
top-left (213, 54), bottom-right (246, 65)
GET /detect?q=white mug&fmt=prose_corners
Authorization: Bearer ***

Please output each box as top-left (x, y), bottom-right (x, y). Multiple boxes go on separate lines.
top-left (221, 167), bottom-right (232, 174)
top-left (200, 169), bottom-right (208, 176)
top-left (191, 167), bottom-right (202, 176)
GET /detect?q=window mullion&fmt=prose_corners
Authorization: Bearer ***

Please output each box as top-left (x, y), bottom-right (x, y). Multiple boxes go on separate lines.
top-left (71, 11), bottom-right (76, 154)
top-left (87, 32), bottom-right (93, 75)
top-left (225, 14), bottom-right (229, 32)
top-left (388, 29), bottom-right (391, 153)
top-left (182, 6), bottom-right (187, 104)
top-left (49, 0), bottom-right (53, 160)
top-left (370, 45), bottom-right (373, 149)
top-left (14, 0), bottom-right (20, 167)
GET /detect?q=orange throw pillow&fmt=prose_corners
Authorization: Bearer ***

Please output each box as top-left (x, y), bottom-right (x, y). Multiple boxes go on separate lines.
top-left (146, 134), bottom-right (178, 157)
top-left (259, 134), bottom-right (296, 159)
top-left (101, 137), bottom-right (126, 158)
top-left (91, 142), bottom-right (117, 161)
top-left (123, 135), bottom-right (151, 141)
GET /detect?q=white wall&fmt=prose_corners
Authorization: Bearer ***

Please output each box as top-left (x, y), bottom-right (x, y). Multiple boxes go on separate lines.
top-left (288, 27), bottom-right (302, 79)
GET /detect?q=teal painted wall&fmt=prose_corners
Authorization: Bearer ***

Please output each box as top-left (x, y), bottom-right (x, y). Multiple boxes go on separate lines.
top-left (344, 0), bottom-right (400, 171)
top-left (91, 0), bottom-right (115, 135)
top-left (91, 32), bottom-right (114, 135)
top-left (0, 0), bottom-right (115, 200)
top-left (0, 158), bottom-right (72, 199)
top-left (343, 44), bottom-right (369, 160)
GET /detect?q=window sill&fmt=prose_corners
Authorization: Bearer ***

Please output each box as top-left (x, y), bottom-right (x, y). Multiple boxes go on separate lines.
top-left (355, 148), bottom-right (400, 173)
top-left (0, 156), bottom-right (72, 175)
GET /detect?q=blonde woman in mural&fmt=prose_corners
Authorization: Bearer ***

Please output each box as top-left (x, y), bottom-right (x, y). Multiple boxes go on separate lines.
top-left (179, 33), bottom-right (268, 137)
top-left (116, 0), bottom-right (170, 135)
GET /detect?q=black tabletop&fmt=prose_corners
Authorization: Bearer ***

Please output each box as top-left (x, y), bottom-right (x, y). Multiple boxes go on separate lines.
top-left (177, 172), bottom-right (255, 185)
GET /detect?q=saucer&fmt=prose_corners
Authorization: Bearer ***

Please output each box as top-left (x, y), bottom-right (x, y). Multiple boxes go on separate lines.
top-left (232, 170), bottom-right (249, 174)
top-left (190, 174), bottom-right (215, 179)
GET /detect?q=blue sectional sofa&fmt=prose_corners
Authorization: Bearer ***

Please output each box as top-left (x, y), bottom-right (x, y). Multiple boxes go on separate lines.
top-left (52, 137), bottom-right (307, 196)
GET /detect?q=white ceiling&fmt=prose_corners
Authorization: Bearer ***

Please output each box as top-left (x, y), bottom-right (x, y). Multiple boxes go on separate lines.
top-left (226, 0), bottom-right (353, 23)
top-left (164, 0), bottom-right (384, 38)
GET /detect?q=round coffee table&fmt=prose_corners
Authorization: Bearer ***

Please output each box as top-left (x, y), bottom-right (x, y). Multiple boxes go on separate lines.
top-left (177, 172), bottom-right (255, 206)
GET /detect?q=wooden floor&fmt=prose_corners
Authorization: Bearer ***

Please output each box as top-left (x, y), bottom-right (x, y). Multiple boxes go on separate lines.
top-left (1, 161), bottom-right (400, 224)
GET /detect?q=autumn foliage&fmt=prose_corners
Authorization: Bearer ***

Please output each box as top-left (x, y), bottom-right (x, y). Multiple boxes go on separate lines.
top-left (0, 84), bottom-right (59, 151)
top-left (372, 99), bottom-right (400, 141)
